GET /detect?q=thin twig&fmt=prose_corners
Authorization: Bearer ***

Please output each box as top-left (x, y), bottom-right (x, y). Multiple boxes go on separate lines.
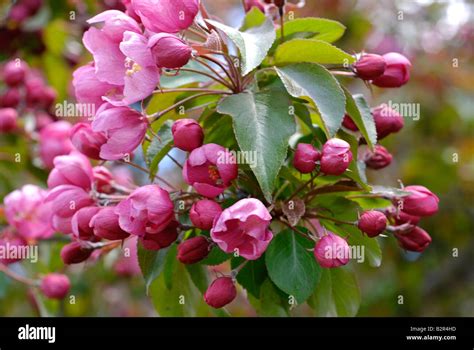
top-left (118, 160), bottom-right (177, 191)
top-left (0, 264), bottom-right (37, 286)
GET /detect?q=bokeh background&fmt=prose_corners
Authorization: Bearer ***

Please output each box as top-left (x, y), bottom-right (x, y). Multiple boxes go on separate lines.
top-left (0, 0), bottom-right (473, 316)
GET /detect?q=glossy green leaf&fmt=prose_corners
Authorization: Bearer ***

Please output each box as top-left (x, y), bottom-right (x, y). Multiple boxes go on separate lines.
top-left (343, 89), bottom-right (377, 149)
top-left (276, 17), bottom-right (346, 43)
top-left (265, 229), bottom-right (321, 304)
top-left (217, 90), bottom-right (295, 202)
top-left (308, 267), bottom-right (361, 317)
top-left (275, 39), bottom-right (355, 65)
top-left (137, 242), bottom-right (170, 293)
top-left (276, 63), bottom-right (346, 137)
top-left (145, 120), bottom-right (174, 180)
top-left (207, 18), bottom-right (276, 75)
top-left (231, 257), bottom-right (267, 298)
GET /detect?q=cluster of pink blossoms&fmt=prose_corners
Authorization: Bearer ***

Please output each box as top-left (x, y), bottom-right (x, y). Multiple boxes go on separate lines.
top-left (0, 0), bottom-right (441, 309)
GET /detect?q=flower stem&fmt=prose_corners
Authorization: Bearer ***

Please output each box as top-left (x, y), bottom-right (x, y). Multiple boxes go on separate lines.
top-left (117, 160), bottom-right (177, 191)
top-left (0, 264), bottom-right (38, 286)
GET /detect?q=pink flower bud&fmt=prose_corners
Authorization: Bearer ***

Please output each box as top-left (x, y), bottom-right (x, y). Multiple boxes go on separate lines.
top-left (40, 273), bottom-right (71, 299)
top-left (45, 185), bottom-right (94, 234)
top-left (172, 119), bottom-right (204, 152)
top-left (71, 206), bottom-right (101, 241)
top-left (314, 233), bottom-right (350, 268)
top-left (293, 143), bottom-right (321, 174)
top-left (342, 114), bottom-right (358, 131)
top-left (0, 108), bottom-right (18, 133)
top-left (90, 207), bottom-right (130, 240)
top-left (116, 185), bottom-right (174, 237)
top-left (3, 60), bottom-right (27, 87)
top-left (177, 236), bottom-right (211, 264)
top-left (47, 152), bottom-right (94, 190)
top-left (8, 4), bottom-right (31, 24)
top-left (399, 185), bottom-right (439, 217)
top-left (372, 52), bottom-right (412, 88)
top-left (132, 0), bottom-right (199, 33)
top-left (140, 221), bottom-right (179, 250)
top-left (395, 226), bottom-right (432, 252)
top-left (358, 211), bottom-right (387, 237)
top-left (354, 53), bottom-right (386, 80)
top-left (0, 233), bottom-right (28, 265)
top-left (0, 88), bottom-right (21, 108)
top-left (34, 112), bottom-right (54, 130)
top-left (244, 0), bottom-right (265, 12)
top-left (320, 138), bottom-right (353, 175)
top-left (91, 105), bottom-right (147, 161)
top-left (149, 33), bottom-right (192, 69)
top-left (60, 242), bottom-right (93, 265)
top-left (183, 144), bottom-right (238, 198)
top-left (39, 121), bottom-right (74, 168)
top-left (190, 199), bottom-right (222, 230)
top-left (364, 145), bottom-right (393, 170)
top-left (211, 198), bottom-right (272, 260)
top-left (92, 166), bottom-right (115, 194)
top-left (372, 104), bottom-right (404, 140)
top-left (4, 185), bottom-right (54, 240)
top-left (70, 123), bottom-right (107, 160)
top-left (204, 277), bottom-right (237, 309)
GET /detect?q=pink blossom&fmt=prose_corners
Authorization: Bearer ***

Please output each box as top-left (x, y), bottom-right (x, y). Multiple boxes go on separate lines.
top-left (116, 185), bottom-right (174, 237)
top-left (400, 185), bottom-right (439, 217)
top-left (172, 119), bottom-right (204, 152)
top-left (91, 104), bottom-right (148, 160)
top-left (183, 144), bottom-right (238, 198)
top-left (131, 0), bottom-right (199, 33)
top-left (90, 207), bottom-right (131, 240)
top-left (0, 108), bottom-right (18, 133)
top-left (149, 33), bottom-right (192, 69)
top-left (39, 121), bottom-right (74, 169)
top-left (293, 143), bottom-right (321, 174)
top-left (47, 152), bottom-right (94, 190)
top-left (320, 138), bottom-right (353, 175)
top-left (70, 123), bottom-right (108, 160)
top-left (372, 52), bottom-right (412, 88)
top-left (211, 198), bottom-right (273, 260)
top-left (4, 185), bottom-right (54, 240)
top-left (40, 273), bottom-right (70, 299)
top-left (45, 185), bottom-right (94, 234)
top-left (314, 233), bottom-right (350, 268)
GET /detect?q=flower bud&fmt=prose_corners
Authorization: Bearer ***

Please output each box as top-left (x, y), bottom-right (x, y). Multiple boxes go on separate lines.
top-left (244, 0), bottom-right (265, 12)
top-left (172, 119), bottom-right (204, 152)
top-left (60, 242), bottom-right (93, 265)
top-left (314, 233), bottom-right (350, 268)
top-left (342, 114), bottom-right (358, 131)
top-left (320, 138), bottom-right (352, 175)
top-left (71, 206), bottom-right (101, 241)
top-left (394, 211), bottom-right (421, 226)
top-left (70, 123), bottom-right (107, 160)
top-left (34, 112), bottom-right (54, 130)
top-left (140, 221), bottom-right (179, 251)
top-left (372, 52), bottom-right (412, 88)
top-left (358, 210), bottom-right (387, 237)
top-left (372, 104), bottom-right (404, 140)
top-left (399, 185), bottom-right (439, 217)
top-left (149, 33), bottom-right (192, 69)
top-left (177, 236), bottom-right (211, 264)
top-left (204, 277), bottom-right (237, 309)
top-left (293, 143), bottom-right (321, 174)
top-left (0, 233), bottom-right (28, 265)
top-left (395, 226), bottom-right (432, 252)
top-left (3, 60), bottom-right (27, 87)
top-left (92, 166), bottom-right (115, 194)
top-left (0, 88), bottom-right (21, 108)
top-left (47, 152), bottom-right (94, 190)
top-left (40, 273), bottom-right (71, 299)
top-left (90, 207), bottom-right (130, 241)
top-left (364, 145), bottom-right (393, 170)
top-left (354, 53), bottom-right (386, 80)
top-left (189, 200), bottom-right (222, 230)
top-left (39, 121), bottom-right (74, 168)
top-left (0, 108), bottom-right (18, 133)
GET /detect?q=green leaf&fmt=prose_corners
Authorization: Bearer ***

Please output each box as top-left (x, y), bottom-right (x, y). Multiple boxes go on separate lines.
top-left (248, 279), bottom-right (290, 317)
top-left (343, 89), bottom-right (377, 149)
top-left (207, 18), bottom-right (276, 75)
top-left (265, 229), bottom-right (321, 304)
top-left (217, 90), bottom-right (295, 202)
top-left (231, 257), bottom-right (267, 298)
top-left (275, 63), bottom-right (346, 138)
top-left (276, 18), bottom-right (346, 43)
top-left (163, 245), bottom-right (177, 290)
top-left (185, 264), bottom-right (210, 294)
top-left (339, 131), bottom-right (370, 190)
top-left (43, 19), bottom-right (68, 56)
top-left (145, 120), bottom-right (174, 180)
top-left (199, 245), bottom-right (232, 266)
top-left (137, 243), bottom-right (170, 293)
top-left (275, 39), bottom-right (355, 65)
top-left (149, 262), bottom-right (209, 316)
top-left (240, 7), bottom-right (266, 31)
top-left (308, 267), bottom-right (361, 317)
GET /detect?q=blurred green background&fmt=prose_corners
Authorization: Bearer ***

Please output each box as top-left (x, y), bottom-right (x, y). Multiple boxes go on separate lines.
top-left (0, 0), bottom-right (472, 316)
